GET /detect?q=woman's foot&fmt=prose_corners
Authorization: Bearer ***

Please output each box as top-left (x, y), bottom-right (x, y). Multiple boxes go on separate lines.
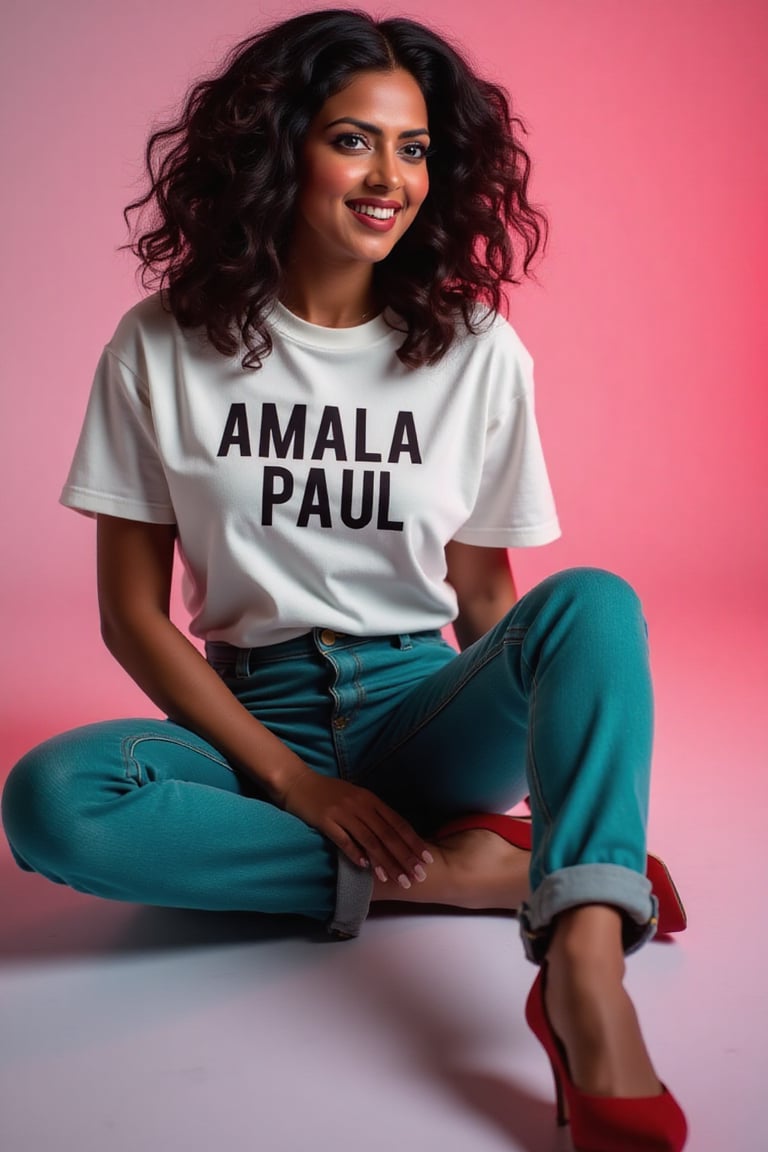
top-left (544, 905), bottom-right (662, 1098)
top-left (370, 827), bottom-right (530, 909)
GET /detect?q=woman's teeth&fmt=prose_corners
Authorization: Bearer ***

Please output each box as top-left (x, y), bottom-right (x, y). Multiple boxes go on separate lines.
top-left (350, 204), bottom-right (398, 219)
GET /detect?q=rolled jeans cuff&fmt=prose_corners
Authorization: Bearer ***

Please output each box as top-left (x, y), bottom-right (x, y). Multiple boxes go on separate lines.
top-left (326, 851), bottom-right (374, 939)
top-left (518, 863), bottom-right (659, 964)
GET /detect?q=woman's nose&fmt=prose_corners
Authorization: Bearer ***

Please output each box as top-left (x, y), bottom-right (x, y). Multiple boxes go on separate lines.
top-left (364, 146), bottom-right (401, 190)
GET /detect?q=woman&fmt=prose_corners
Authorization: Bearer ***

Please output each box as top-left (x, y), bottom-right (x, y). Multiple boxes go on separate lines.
top-left (2, 10), bottom-right (687, 1150)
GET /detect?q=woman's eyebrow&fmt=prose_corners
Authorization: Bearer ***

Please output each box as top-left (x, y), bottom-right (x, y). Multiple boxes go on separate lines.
top-left (324, 117), bottom-right (430, 139)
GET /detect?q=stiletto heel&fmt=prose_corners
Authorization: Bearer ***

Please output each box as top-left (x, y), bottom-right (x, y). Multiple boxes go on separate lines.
top-left (436, 813), bottom-right (687, 935)
top-left (550, 1058), bottom-right (568, 1126)
top-left (525, 968), bottom-right (688, 1151)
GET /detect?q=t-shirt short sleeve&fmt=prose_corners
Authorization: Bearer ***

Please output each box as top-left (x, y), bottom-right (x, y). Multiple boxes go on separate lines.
top-left (451, 335), bottom-right (560, 548)
top-left (60, 347), bottom-right (176, 523)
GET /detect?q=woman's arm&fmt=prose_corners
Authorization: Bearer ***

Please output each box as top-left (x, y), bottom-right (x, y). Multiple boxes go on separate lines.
top-left (97, 515), bottom-right (303, 798)
top-left (96, 514), bottom-right (430, 883)
top-left (444, 540), bottom-right (518, 650)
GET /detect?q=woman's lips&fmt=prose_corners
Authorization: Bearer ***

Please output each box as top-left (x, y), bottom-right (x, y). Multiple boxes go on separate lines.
top-left (346, 200), bottom-right (402, 231)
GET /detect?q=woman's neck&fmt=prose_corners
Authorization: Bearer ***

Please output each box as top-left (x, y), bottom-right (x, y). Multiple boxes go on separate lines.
top-left (279, 262), bottom-right (379, 328)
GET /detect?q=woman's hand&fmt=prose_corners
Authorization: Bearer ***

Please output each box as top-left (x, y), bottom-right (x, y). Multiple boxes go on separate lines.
top-left (280, 767), bottom-right (432, 887)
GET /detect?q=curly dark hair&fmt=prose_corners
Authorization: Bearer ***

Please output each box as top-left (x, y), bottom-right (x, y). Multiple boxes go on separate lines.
top-left (125, 8), bottom-right (548, 369)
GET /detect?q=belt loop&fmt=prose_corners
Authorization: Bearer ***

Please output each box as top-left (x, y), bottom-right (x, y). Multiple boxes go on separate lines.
top-left (235, 648), bottom-right (251, 677)
top-left (396, 633), bottom-right (413, 651)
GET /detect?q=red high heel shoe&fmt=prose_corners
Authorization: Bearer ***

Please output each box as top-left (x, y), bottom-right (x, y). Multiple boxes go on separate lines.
top-left (436, 813), bottom-right (687, 935)
top-left (525, 967), bottom-right (688, 1150)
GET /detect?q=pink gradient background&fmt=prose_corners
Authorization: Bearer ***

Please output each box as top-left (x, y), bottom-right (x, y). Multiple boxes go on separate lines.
top-left (2, 0), bottom-right (766, 751)
top-left (1, 5), bottom-right (767, 1148)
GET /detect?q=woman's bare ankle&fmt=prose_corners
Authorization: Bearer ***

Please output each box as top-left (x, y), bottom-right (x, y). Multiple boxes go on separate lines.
top-left (370, 829), bottom-right (530, 910)
top-left (548, 904), bottom-right (626, 975)
top-left (543, 905), bottom-right (661, 1098)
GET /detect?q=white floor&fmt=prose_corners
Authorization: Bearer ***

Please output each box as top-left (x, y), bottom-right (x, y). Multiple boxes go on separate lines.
top-left (2, 601), bottom-right (766, 1151)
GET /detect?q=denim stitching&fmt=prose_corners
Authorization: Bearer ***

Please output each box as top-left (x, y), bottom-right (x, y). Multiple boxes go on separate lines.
top-left (208, 633), bottom-right (447, 677)
top-left (235, 650), bottom-right (312, 672)
top-left (121, 732), bottom-right (232, 785)
top-left (520, 638), bottom-right (555, 884)
top-left (207, 649), bottom-right (318, 677)
top-left (322, 651), bottom-right (350, 778)
top-left (357, 632), bottom-right (522, 781)
top-left (330, 650), bottom-right (367, 782)
top-left (523, 660), bottom-right (553, 827)
top-left (525, 673), bottom-right (554, 887)
top-left (351, 649), bottom-right (366, 714)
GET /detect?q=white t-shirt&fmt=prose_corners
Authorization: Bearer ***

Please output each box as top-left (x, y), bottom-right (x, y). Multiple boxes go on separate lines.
top-left (61, 294), bottom-right (560, 646)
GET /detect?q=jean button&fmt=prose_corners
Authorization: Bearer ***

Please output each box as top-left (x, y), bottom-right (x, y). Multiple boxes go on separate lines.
top-left (320, 629), bottom-right (336, 646)
top-left (333, 717), bottom-right (348, 730)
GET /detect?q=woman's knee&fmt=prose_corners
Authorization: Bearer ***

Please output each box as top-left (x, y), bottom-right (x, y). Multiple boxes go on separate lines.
top-left (550, 565), bottom-right (640, 601)
top-left (536, 567), bottom-right (645, 627)
top-left (507, 568), bottom-right (649, 666)
top-left (1, 727), bottom-right (108, 878)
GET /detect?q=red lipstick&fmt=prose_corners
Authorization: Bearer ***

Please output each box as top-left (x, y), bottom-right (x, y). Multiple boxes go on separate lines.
top-left (346, 198), bottom-right (403, 231)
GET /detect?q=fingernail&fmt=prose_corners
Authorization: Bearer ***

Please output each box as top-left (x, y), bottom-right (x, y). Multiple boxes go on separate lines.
top-left (413, 864), bottom-right (427, 882)
top-left (421, 850), bottom-right (434, 865)
top-left (398, 874), bottom-right (412, 890)
top-left (375, 867), bottom-right (388, 883)
top-left (359, 857), bottom-right (370, 869)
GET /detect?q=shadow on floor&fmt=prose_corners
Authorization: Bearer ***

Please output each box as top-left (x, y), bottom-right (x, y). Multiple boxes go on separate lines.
top-left (1, 851), bottom-right (681, 967)
top-left (441, 1069), bottom-right (570, 1152)
top-left (0, 856), bottom-right (325, 961)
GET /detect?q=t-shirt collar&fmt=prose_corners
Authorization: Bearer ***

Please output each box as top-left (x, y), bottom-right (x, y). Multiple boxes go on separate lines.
top-left (269, 300), bottom-right (399, 351)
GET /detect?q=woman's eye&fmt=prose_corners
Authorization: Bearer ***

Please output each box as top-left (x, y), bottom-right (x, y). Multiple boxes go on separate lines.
top-left (332, 133), bottom-right (369, 151)
top-left (400, 142), bottom-right (429, 161)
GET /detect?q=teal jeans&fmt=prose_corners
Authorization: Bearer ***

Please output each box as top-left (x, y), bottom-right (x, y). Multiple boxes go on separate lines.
top-left (1, 569), bottom-right (657, 957)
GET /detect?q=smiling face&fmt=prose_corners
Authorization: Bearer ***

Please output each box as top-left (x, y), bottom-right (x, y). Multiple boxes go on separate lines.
top-left (290, 69), bottom-right (430, 271)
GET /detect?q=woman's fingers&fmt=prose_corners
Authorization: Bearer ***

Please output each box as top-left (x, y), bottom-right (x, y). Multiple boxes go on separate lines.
top-left (330, 827), bottom-right (376, 872)
top-left (283, 770), bottom-right (434, 884)
top-left (370, 803), bottom-right (434, 881)
top-left (333, 799), bottom-right (432, 885)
